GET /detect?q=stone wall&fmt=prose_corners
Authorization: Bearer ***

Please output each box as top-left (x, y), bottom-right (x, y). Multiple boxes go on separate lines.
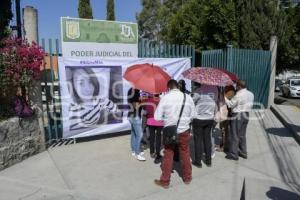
top-left (0, 116), bottom-right (45, 170)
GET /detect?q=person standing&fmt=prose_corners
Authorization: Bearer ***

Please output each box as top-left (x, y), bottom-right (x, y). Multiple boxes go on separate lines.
top-left (154, 79), bottom-right (195, 188)
top-left (218, 85), bottom-right (235, 152)
top-left (143, 94), bottom-right (164, 163)
top-left (178, 79), bottom-right (191, 94)
top-left (140, 91), bottom-right (149, 147)
top-left (225, 80), bottom-right (254, 160)
top-left (127, 88), bottom-right (146, 161)
top-left (192, 83), bottom-right (218, 168)
top-left (175, 79), bottom-right (190, 162)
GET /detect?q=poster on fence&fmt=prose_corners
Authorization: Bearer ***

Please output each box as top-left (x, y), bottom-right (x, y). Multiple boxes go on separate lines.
top-left (58, 57), bottom-right (191, 138)
top-left (61, 17), bottom-right (138, 59)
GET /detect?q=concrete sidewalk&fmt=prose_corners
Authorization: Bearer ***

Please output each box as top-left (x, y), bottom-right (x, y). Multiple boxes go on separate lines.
top-left (0, 111), bottom-right (299, 200)
top-left (271, 104), bottom-right (300, 143)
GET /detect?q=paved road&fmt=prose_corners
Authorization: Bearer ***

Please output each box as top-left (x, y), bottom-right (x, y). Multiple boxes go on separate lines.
top-left (0, 111), bottom-right (299, 200)
top-left (274, 92), bottom-right (300, 107)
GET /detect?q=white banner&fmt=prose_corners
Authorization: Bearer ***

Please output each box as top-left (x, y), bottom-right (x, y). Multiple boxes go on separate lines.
top-left (61, 43), bottom-right (138, 58)
top-left (58, 57), bottom-right (191, 138)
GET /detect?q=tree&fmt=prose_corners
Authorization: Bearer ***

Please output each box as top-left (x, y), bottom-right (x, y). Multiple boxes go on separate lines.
top-left (157, 0), bottom-right (187, 41)
top-left (164, 0), bottom-right (238, 50)
top-left (78, 0), bottom-right (93, 19)
top-left (0, 0), bottom-right (13, 40)
top-left (136, 0), bottom-right (162, 40)
top-left (137, 0), bottom-right (186, 40)
top-left (235, 0), bottom-right (281, 50)
top-left (106, 0), bottom-right (115, 20)
top-left (277, 5), bottom-right (300, 71)
top-left (138, 0), bottom-right (299, 71)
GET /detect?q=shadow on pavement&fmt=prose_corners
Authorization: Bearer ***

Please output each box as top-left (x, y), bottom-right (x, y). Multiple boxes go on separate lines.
top-left (265, 128), bottom-right (295, 138)
top-left (288, 123), bottom-right (300, 134)
top-left (274, 98), bottom-right (287, 105)
top-left (266, 187), bottom-right (300, 200)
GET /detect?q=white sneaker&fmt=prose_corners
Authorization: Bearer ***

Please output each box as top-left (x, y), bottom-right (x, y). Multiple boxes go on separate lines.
top-left (140, 151), bottom-right (145, 156)
top-left (136, 154), bottom-right (146, 161)
top-left (131, 152), bottom-right (136, 157)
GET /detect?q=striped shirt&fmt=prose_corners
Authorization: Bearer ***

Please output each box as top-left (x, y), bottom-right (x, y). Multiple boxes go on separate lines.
top-left (69, 97), bottom-right (118, 131)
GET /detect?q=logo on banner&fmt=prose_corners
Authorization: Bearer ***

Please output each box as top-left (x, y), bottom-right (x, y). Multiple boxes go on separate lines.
top-left (120, 24), bottom-right (135, 38)
top-left (66, 20), bottom-right (80, 39)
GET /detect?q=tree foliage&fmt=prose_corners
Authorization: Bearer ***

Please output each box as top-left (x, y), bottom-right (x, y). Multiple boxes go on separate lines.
top-left (137, 0), bottom-right (300, 71)
top-left (136, 0), bottom-right (185, 41)
top-left (277, 4), bottom-right (300, 71)
top-left (157, 0), bottom-right (186, 40)
top-left (0, 37), bottom-right (45, 116)
top-left (78, 0), bottom-right (93, 19)
top-left (0, 0), bottom-right (13, 40)
top-left (0, 37), bottom-right (45, 91)
top-left (236, 0), bottom-right (281, 50)
top-left (163, 0), bottom-right (238, 50)
top-left (106, 0), bottom-right (115, 20)
top-left (136, 0), bottom-right (162, 40)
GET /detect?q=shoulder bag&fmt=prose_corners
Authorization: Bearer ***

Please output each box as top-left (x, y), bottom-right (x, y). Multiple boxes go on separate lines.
top-left (163, 93), bottom-right (186, 145)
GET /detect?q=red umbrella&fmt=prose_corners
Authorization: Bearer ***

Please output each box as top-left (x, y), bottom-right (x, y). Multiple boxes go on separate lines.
top-left (182, 67), bottom-right (235, 87)
top-left (124, 63), bottom-right (171, 93)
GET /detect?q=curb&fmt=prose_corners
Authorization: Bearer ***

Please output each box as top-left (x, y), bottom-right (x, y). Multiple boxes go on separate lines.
top-left (270, 105), bottom-right (300, 144)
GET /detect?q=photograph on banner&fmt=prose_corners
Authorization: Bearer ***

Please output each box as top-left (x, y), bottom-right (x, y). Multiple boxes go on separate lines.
top-left (60, 65), bottom-right (124, 137)
top-left (59, 57), bottom-right (191, 138)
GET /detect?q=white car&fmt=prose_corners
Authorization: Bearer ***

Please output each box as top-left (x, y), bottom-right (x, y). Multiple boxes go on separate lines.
top-left (281, 78), bottom-right (300, 98)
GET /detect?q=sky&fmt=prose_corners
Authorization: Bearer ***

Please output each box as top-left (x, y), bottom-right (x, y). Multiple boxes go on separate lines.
top-left (20, 0), bottom-right (142, 40)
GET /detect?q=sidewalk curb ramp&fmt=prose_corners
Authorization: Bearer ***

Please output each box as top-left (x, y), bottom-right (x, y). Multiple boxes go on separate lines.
top-left (271, 105), bottom-right (300, 144)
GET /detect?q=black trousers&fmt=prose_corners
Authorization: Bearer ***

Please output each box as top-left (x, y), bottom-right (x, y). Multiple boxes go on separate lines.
top-left (229, 112), bottom-right (249, 158)
top-left (192, 119), bottom-right (214, 163)
top-left (148, 125), bottom-right (162, 156)
top-left (220, 120), bottom-right (230, 152)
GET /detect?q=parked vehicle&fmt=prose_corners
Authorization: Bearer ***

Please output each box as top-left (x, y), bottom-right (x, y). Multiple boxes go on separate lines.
top-left (281, 77), bottom-right (300, 98)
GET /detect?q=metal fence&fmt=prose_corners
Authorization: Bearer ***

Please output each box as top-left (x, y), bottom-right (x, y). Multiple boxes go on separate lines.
top-left (138, 39), bottom-right (195, 66)
top-left (202, 46), bottom-right (272, 107)
top-left (40, 38), bottom-right (195, 145)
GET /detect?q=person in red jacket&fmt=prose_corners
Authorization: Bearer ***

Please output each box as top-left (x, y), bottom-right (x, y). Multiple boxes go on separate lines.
top-left (143, 94), bottom-right (164, 163)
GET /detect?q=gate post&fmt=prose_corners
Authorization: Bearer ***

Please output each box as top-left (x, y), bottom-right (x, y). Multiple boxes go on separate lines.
top-left (226, 44), bottom-right (233, 72)
top-left (268, 36), bottom-right (278, 108)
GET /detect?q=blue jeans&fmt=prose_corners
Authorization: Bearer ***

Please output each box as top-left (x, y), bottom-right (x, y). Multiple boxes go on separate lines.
top-left (129, 117), bottom-right (143, 154)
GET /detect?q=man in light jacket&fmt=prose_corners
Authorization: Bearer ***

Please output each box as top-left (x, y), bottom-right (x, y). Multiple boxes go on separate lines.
top-left (225, 80), bottom-right (254, 160)
top-left (154, 79), bottom-right (195, 189)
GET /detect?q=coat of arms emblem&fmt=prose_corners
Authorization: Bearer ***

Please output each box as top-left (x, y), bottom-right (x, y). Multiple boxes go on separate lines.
top-left (66, 20), bottom-right (80, 39)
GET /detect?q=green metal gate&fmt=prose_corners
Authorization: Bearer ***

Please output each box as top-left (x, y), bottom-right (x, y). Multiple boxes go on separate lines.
top-left (202, 46), bottom-right (272, 108)
top-left (138, 39), bottom-right (195, 66)
top-left (40, 38), bottom-right (195, 145)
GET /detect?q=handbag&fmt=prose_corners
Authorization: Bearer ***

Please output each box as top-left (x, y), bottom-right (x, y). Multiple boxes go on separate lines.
top-left (14, 96), bottom-right (34, 118)
top-left (163, 93), bottom-right (186, 145)
top-left (214, 104), bottom-right (228, 123)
